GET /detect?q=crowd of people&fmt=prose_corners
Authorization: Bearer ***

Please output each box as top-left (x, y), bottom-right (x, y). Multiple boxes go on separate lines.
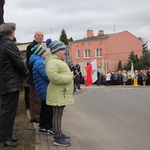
top-left (0, 23), bottom-right (75, 147)
top-left (95, 69), bottom-right (150, 86)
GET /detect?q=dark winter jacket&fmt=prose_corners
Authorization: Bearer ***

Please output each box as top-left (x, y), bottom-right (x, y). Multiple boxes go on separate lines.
top-left (26, 40), bottom-right (38, 84)
top-left (29, 54), bottom-right (49, 101)
top-left (0, 33), bottom-right (29, 94)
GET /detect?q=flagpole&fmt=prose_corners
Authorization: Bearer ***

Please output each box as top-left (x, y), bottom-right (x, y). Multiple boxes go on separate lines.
top-left (74, 71), bottom-right (81, 78)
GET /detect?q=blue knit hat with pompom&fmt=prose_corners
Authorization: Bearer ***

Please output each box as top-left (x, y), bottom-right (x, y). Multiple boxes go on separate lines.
top-left (46, 38), bottom-right (66, 54)
top-left (46, 38), bottom-right (52, 48)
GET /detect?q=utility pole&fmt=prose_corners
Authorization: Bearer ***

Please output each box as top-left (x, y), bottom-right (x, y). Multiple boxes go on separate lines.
top-left (50, 28), bottom-right (52, 40)
top-left (114, 24), bottom-right (115, 33)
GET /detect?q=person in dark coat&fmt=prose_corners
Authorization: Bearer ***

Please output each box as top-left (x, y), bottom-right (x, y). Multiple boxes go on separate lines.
top-left (26, 31), bottom-right (44, 122)
top-left (76, 64), bottom-right (82, 90)
top-left (0, 23), bottom-right (29, 147)
top-left (146, 68), bottom-right (150, 85)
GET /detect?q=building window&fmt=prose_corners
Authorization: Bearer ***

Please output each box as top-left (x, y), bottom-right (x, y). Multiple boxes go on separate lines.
top-left (99, 40), bottom-right (102, 44)
top-left (76, 50), bottom-right (80, 59)
top-left (84, 49), bottom-right (90, 58)
top-left (76, 43), bottom-right (78, 47)
top-left (95, 48), bottom-right (102, 57)
top-left (88, 42), bottom-right (90, 46)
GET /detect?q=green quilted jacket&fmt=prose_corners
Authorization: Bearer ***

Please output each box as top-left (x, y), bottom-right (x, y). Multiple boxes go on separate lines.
top-left (44, 53), bottom-right (74, 106)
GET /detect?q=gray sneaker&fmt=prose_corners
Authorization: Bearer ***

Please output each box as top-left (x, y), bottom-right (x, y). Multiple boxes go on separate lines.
top-left (45, 128), bottom-right (54, 135)
top-left (53, 134), bottom-right (71, 141)
top-left (62, 134), bottom-right (71, 141)
top-left (53, 137), bottom-right (71, 146)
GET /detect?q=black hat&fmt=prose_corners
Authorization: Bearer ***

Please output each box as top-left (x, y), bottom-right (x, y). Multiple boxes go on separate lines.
top-left (0, 22), bottom-right (16, 35)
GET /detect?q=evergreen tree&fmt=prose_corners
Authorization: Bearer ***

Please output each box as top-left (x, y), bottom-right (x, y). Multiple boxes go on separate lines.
top-left (123, 51), bottom-right (148, 71)
top-left (140, 51), bottom-right (150, 69)
top-left (59, 29), bottom-right (68, 45)
top-left (68, 37), bottom-right (73, 41)
top-left (139, 37), bottom-right (149, 54)
top-left (138, 37), bottom-right (150, 69)
top-left (124, 51), bottom-right (137, 70)
top-left (118, 60), bottom-right (122, 71)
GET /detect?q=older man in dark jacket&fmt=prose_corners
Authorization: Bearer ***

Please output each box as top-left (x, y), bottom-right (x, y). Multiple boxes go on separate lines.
top-left (0, 23), bottom-right (29, 147)
top-left (26, 31), bottom-right (44, 122)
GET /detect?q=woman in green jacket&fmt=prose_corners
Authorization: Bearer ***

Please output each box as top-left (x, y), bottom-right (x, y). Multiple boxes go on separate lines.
top-left (45, 39), bottom-right (74, 147)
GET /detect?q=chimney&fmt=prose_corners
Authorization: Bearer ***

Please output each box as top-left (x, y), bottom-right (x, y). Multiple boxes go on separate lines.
top-left (98, 30), bottom-right (104, 36)
top-left (87, 30), bottom-right (94, 38)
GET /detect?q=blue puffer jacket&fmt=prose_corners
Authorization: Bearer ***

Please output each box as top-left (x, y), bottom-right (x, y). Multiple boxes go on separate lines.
top-left (29, 54), bottom-right (49, 101)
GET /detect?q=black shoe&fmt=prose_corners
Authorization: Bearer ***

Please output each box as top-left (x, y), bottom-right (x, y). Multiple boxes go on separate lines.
top-left (4, 140), bottom-right (17, 147)
top-left (11, 138), bottom-right (18, 142)
top-left (30, 119), bottom-right (39, 123)
top-left (26, 106), bottom-right (30, 110)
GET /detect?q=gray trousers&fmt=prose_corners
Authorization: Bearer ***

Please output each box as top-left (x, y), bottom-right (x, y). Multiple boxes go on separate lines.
top-left (53, 106), bottom-right (65, 139)
top-left (0, 91), bottom-right (19, 141)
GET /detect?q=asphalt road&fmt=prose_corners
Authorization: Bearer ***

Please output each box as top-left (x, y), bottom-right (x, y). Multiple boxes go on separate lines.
top-left (63, 86), bottom-right (150, 150)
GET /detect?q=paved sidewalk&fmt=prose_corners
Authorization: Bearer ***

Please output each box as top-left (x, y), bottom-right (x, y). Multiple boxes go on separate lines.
top-left (26, 109), bottom-right (81, 150)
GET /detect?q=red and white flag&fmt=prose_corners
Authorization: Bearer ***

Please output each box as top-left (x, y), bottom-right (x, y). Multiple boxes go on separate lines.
top-left (85, 59), bottom-right (97, 86)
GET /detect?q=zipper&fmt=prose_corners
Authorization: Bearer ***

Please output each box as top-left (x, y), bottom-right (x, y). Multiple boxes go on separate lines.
top-left (64, 88), bottom-right (66, 98)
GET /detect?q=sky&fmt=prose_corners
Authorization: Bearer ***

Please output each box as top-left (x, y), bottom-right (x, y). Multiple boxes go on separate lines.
top-left (3, 0), bottom-right (150, 47)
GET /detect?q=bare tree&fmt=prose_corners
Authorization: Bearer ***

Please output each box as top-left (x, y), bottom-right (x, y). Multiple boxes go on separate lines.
top-left (0, 0), bottom-right (5, 24)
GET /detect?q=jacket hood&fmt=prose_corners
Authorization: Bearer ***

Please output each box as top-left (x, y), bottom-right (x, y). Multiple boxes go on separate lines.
top-left (0, 33), bottom-right (10, 44)
top-left (29, 54), bottom-right (44, 68)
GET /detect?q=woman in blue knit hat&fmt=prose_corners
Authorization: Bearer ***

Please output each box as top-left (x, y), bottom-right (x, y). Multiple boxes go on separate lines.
top-left (45, 39), bottom-right (74, 147)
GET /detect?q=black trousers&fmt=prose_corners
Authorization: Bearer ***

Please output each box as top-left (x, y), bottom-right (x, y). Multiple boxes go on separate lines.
top-left (24, 87), bottom-right (30, 109)
top-left (39, 101), bottom-right (53, 129)
top-left (0, 91), bottom-right (19, 141)
top-left (0, 95), bottom-right (2, 112)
